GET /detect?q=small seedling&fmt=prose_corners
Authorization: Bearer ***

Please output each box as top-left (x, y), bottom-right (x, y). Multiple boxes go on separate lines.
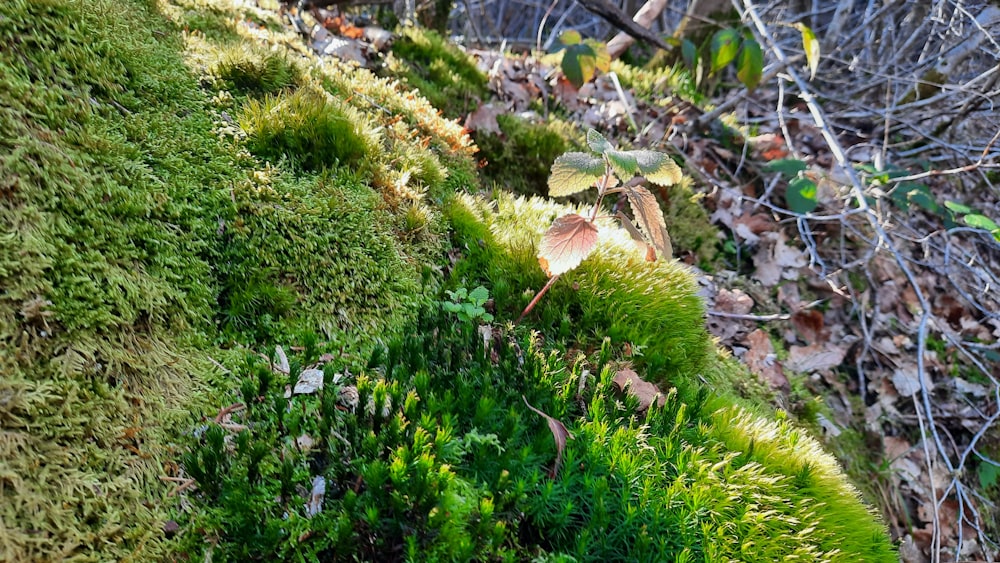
top-left (518, 130), bottom-right (683, 322)
top-left (442, 285), bottom-right (494, 323)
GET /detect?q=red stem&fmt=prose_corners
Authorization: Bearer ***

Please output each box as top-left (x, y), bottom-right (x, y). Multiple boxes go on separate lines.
top-left (516, 274), bottom-right (560, 325)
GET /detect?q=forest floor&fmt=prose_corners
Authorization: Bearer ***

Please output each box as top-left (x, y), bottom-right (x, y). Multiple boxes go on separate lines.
top-left (227, 3), bottom-right (1000, 560)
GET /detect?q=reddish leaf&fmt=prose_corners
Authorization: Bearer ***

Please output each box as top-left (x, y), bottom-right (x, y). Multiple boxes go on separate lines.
top-left (625, 186), bottom-right (672, 260)
top-left (538, 214), bottom-right (599, 277)
top-left (523, 396), bottom-right (573, 478)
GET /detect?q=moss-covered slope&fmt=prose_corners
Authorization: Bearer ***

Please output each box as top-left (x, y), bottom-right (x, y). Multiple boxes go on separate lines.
top-left (0, 0), bottom-right (894, 560)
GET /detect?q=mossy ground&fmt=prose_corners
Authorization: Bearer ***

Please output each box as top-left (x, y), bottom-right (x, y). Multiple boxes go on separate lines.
top-left (1, 0), bottom-right (894, 560)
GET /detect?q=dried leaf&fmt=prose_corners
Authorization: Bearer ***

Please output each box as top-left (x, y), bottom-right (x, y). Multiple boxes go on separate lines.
top-left (305, 475), bottom-right (326, 518)
top-left (464, 102), bottom-right (503, 135)
top-left (523, 396), bottom-right (572, 478)
top-left (548, 152), bottom-right (605, 197)
top-left (744, 329), bottom-right (788, 390)
top-left (615, 211), bottom-right (656, 261)
top-left (625, 185), bottom-right (672, 259)
top-left (538, 214), bottom-right (600, 276)
top-left (785, 344), bottom-right (846, 374)
top-left (274, 345), bottom-right (290, 374)
top-left (612, 368), bottom-right (665, 412)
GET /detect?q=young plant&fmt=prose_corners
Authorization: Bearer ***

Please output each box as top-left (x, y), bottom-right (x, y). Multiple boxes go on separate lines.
top-left (442, 285), bottom-right (494, 323)
top-left (518, 130), bottom-right (683, 322)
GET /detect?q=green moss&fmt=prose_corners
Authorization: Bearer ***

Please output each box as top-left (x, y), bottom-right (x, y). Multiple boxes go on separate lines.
top-left (475, 115), bottom-right (584, 197)
top-left (384, 27), bottom-right (489, 119)
top-left (447, 192), bottom-right (710, 384)
top-left (239, 85), bottom-right (379, 172)
top-left (210, 43), bottom-right (299, 94)
top-left (217, 166), bottom-right (431, 346)
top-left (175, 308), bottom-right (896, 561)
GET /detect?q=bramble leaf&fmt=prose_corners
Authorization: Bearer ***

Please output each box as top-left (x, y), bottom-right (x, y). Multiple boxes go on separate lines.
top-left (548, 152), bottom-right (605, 196)
top-left (537, 214), bottom-right (600, 276)
top-left (587, 129), bottom-right (613, 154)
top-left (625, 186), bottom-right (672, 260)
top-left (560, 40), bottom-right (609, 88)
top-left (681, 38), bottom-right (698, 70)
top-left (710, 28), bottom-right (740, 73)
top-left (558, 30), bottom-right (582, 46)
top-left (737, 38), bottom-right (764, 91)
top-left (606, 150), bottom-right (639, 179)
top-left (633, 150), bottom-right (682, 186)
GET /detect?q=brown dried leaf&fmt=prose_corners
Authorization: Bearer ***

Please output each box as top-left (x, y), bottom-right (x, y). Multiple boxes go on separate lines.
top-left (615, 211), bottom-right (656, 261)
top-left (785, 343), bottom-right (846, 374)
top-left (612, 368), bottom-right (666, 412)
top-left (464, 102), bottom-right (503, 135)
top-left (538, 214), bottom-right (600, 277)
top-left (743, 329), bottom-right (788, 390)
top-left (523, 396), bottom-right (573, 478)
top-left (625, 185), bottom-right (672, 260)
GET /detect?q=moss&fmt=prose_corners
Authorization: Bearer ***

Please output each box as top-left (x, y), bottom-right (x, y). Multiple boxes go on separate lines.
top-left (474, 115), bottom-right (585, 197)
top-left (384, 26), bottom-right (489, 119)
top-left (174, 308), bottom-right (896, 562)
top-left (446, 192), bottom-right (710, 385)
top-left (239, 85), bottom-right (379, 172)
top-left (217, 166), bottom-right (431, 346)
top-left (210, 43), bottom-right (300, 95)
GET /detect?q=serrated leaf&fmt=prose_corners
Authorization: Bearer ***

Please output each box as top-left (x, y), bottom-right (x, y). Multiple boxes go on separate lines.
top-left (548, 152), bottom-right (605, 197)
top-left (891, 183), bottom-right (938, 213)
top-left (468, 285), bottom-right (489, 305)
top-left (710, 28), bottom-right (740, 73)
top-left (737, 38), bottom-right (764, 90)
top-left (537, 214), bottom-right (600, 276)
top-left (795, 23), bottom-right (820, 79)
top-left (616, 211), bottom-right (656, 261)
top-left (625, 186), bottom-right (672, 260)
top-left (606, 150), bottom-right (639, 179)
top-left (632, 150), bottom-right (682, 186)
top-left (786, 177), bottom-right (818, 213)
top-left (587, 129), bottom-right (612, 154)
top-left (523, 396), bottom-right (572, 478)
top-left (764, 158), bottom-right (808, 177)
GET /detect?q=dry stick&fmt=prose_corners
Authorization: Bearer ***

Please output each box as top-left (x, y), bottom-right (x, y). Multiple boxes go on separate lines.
top-left (736, 1), bottom-right (962, 560)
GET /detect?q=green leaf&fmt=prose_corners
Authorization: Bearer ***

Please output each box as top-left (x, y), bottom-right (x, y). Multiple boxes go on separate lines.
top-left (606, 150), bottom-right (639, 179)
top-left (710, 28), bottom-right (740, 73)
top-left (548, 152), bottom-right (605, 197)
top-left (795, 23), bottom-right (820, 79)
top-left (964, 213), bottom-right (1000, 233)
top-left (764, 158), bottom-right (808, 178)
top-left (681, 38), bottom-right (698, 70)
top-left (786, 177), bottom-right (818, 213)
top-left (561, 41), bottom-right (608, 88)
top-left (737, 38), bottom-right (764, 91)
top-left (469, 286), bottom-right (489, 305)
top-left (944, 200), bottom-right (973, 215)
top-left (979, 462), bottom-right (1000, 490)
top-left (891, 183), bottom-right (938, 213)
top-left (587, 129), bottom-right (613, 154)
top-left (632, 150), bottom-right (682, 186)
